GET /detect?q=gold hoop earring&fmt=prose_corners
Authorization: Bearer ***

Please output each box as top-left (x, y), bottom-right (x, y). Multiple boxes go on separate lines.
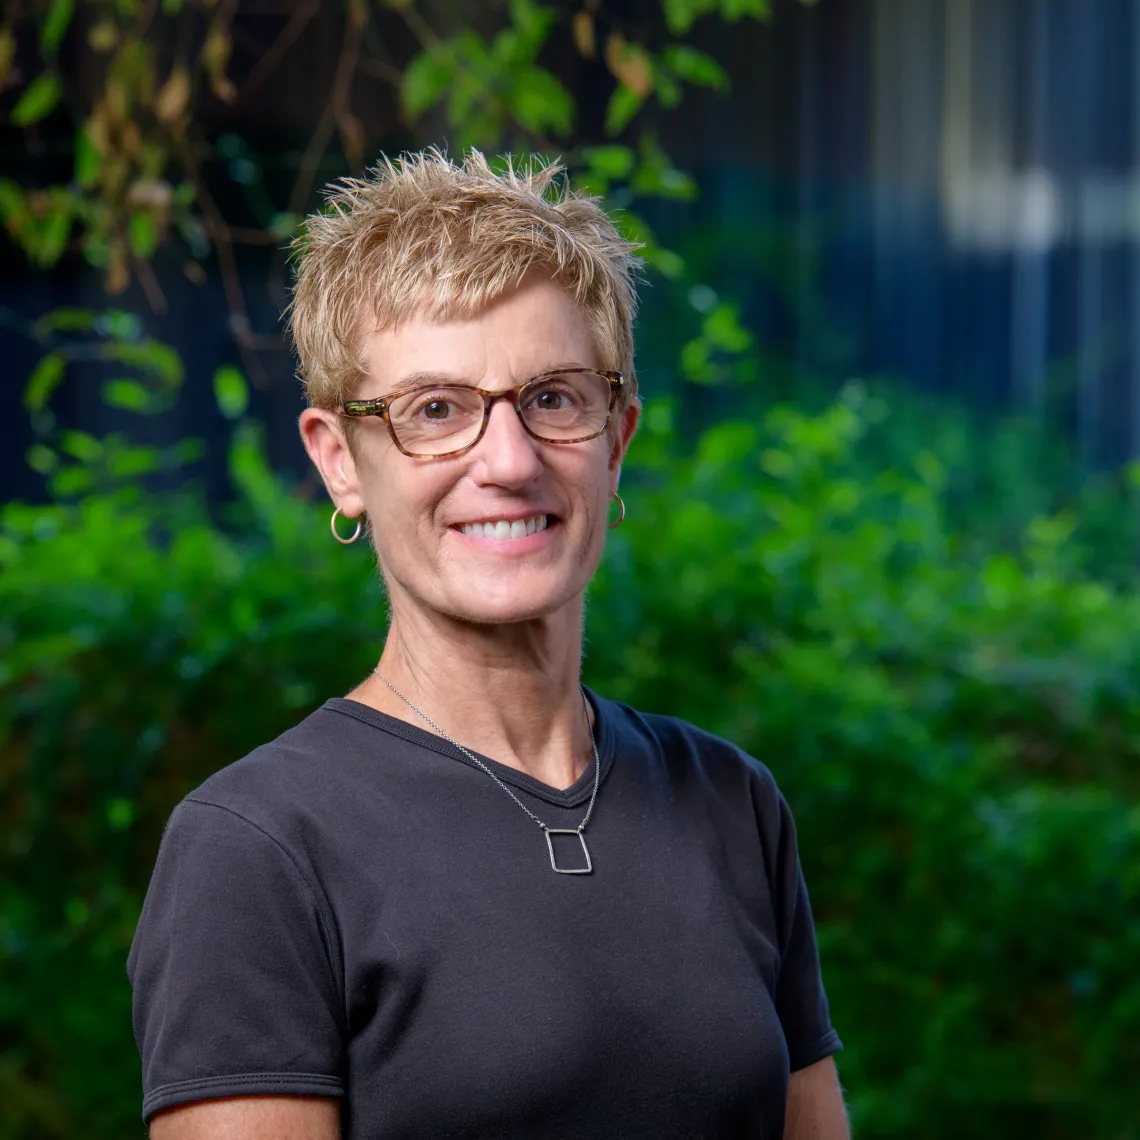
top-left (331, 506), bottom-right (362, 545)
top-left (607, 492), bottom-right (625, 530)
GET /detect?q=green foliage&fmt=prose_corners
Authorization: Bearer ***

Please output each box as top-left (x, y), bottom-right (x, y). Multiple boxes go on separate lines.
top-left (3, 390), bottom-right (1140, 1138)
top-left (10, 73), bottom-right (62, 126)
top-left (662, 0), bottom-right (772, 35)
top-left (213, 364), bottom-right (249, 421)
top-left (2, 0), bottom-right (780, 304)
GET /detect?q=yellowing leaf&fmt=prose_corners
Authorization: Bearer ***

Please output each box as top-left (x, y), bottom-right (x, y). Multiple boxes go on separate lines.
top-left (88, 20), bottom-right (117, 51)
top-left (572, 11), bottom-right (596, 58)
top-left (154, 65), bottom-right (191, 125)
top-left (605, 34), bottom-right (653, 98)
top-left (106, 245), bottom-right (129, 294)
top-left (203, 25), bottom-right (234, 100)
top-left (0, 28), bottom-right (15, 88)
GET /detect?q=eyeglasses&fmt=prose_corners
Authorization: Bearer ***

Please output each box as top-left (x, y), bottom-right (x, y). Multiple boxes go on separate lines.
top-left (340, 368), bottom-right (625, 459)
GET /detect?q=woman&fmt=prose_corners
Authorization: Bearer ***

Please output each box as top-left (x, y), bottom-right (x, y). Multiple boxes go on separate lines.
top-left (128, 150), bottom-right (848, 1140)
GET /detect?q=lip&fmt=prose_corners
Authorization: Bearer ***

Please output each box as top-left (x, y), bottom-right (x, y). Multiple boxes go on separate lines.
top-left (449, 510), bottom-right (557, 528)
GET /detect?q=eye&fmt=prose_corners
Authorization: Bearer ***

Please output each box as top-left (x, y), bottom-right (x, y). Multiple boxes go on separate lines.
top-left (405, 393), bottom-right (457, 421)
top-left (527, 386), bottom-right (574, 411)
top-left (422, 399), bottom-right (451, 420)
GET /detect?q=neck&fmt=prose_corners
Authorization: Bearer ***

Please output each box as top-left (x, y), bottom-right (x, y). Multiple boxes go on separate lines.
top-left (347, 593), bottom-right (593, 791)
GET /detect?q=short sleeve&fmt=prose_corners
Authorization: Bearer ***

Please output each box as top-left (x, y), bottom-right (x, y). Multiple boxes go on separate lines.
top-left (127, 799), bottom-right (345, 1122)
top-left (770, 791), bottom-right (843, 1071)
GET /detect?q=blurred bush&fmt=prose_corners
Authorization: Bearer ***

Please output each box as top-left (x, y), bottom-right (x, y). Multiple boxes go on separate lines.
top-left (2, 385), bottom-right (1138, 1139)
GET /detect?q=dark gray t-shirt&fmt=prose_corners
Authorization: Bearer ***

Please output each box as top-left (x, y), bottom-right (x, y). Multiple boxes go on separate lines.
top-left (128, 692), bottom-right (841, 1138)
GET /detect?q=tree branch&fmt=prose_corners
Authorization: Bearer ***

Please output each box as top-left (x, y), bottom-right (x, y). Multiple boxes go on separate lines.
top-left (286, 3), bottom-right (366, 219)
top-left (233, 0), bottom-right (321, 107)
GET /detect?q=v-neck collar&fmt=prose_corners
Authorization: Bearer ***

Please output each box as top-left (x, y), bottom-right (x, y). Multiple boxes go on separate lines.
top-left (322, 688), bottom-right (614, 810)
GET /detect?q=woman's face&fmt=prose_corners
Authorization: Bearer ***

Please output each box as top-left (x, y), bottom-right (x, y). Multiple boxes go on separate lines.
top-left (306, 277), bottom-right (638, 626)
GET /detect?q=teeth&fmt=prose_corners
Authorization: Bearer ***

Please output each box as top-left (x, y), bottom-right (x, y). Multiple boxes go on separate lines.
top-left (460, 515), bottom-right (548, 540)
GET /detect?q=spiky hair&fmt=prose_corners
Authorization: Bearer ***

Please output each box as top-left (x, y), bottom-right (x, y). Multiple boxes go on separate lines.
top-left (287, 148), bottom-right (642, 412)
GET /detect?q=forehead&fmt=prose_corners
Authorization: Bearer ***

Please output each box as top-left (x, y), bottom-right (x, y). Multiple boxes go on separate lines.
top-left (360, 278), bottom-right (596, 393)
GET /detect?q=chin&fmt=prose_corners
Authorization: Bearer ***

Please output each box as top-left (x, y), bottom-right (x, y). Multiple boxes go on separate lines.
top-left (444, 573), bottom-right (585, 626)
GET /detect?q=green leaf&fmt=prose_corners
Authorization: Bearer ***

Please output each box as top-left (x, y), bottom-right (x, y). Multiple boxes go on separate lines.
top-left (644, 245), bottom-right (684, 278)
top-left (32, 193), bottom-right (73, 267)
top-left (654, 69), bottom-right (682, 108)
top-left (49, 464), bottom-right (94, 497)
top-left (102, 339), bottom-right (183, 386)
top-left (24, 353), bottom-right (66, 412)
top-left (40, 0), bottom-right (75, 51)
top-left (401, 48), bottom-right (454, 118)
top-left (446, 75), bottom-right (487, 136)
top-left (662, 45), bottom-right (728, 90)
top-left (106, 797), bottom-right (137, 832)
top-left (604, 84), bottom-right (645, 136)
top-left (102, 378), bottom-right (154, 413)
top-left (704, 302), bottom-right (753, 352)
top-left (680, 338), bottom-right (714, 384)
top-left (0, 177), bottom-right (25, 224)
top-left (510, 67), bottom-right (574, 136)
top-left (631, 137), bottom-right (697, 201)
top-left (34, 307), bottom-right (97, 335)
top-left (269, 211), bottom-right (301, 239)
top-left (128, 212), bottom-right (158, 259)
top-left (74, 126), bottom-right (101, 187)
top-left (508, 0), bottom-right (554, 55)
top-left (107, 443), bottom-right (160, 477)
top-left (59, 430), bottom-right (103, 462)
top-left (662, 0), bottom-right (707, 34)
top-left (95, 310), bottom-right (142, 339)
top-left (11, 73), bottom-right (63, 127)
top-left (582, 144), bottom-right (635, 179)
top-left (213, 364), bottom-right (249, 420)
top-left (26, 443), bottom-right (58, 474)
top-left (721, 0), bottom-right (771, 19)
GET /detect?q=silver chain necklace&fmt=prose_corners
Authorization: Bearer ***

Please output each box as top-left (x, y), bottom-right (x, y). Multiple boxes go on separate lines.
top-left (373, 672), bottom-right (601, 875)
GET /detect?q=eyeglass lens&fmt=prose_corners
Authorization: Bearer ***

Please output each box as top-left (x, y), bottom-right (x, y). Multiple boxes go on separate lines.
top-left (386, 371), bottom-right (612, 456)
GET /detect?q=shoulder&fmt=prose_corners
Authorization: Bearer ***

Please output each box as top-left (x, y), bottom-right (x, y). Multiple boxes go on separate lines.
top-left (159, 700), bottom-right (387, 874)
top-left (593, 692), bottom-right (785, 813)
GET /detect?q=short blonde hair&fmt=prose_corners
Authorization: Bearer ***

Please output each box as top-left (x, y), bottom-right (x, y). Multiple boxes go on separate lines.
top-left (287, 148), bottom-right (642, 412)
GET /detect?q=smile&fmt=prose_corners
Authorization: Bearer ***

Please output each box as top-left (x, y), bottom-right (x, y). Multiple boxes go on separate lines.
top-left (459, 515), bottom-right (550, 541)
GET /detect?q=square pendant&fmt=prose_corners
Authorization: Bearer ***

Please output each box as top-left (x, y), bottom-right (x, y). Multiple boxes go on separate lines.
top-left (544, 829), bottom-right (592, 874)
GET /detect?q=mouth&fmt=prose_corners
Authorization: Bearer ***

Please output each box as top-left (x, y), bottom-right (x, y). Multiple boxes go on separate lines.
top-left (455, 514), bottom-right (552, 542)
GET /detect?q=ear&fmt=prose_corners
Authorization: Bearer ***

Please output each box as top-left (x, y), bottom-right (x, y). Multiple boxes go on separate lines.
top-left (298, 408), bottom-right (367, 519)
top-left (607, 399), bottom-right (641, 487)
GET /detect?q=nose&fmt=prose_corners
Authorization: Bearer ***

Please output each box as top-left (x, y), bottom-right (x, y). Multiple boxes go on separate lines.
top-left (468, 397), bottom-right (544, 487)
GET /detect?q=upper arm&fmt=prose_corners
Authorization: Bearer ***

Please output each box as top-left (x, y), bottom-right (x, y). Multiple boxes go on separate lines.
top-left (150, 1095), bottom-right (340, 1140)
top-left (785, 1056), bottom-right (849, 1140)
top-left (129, 800), bottom-right (345, 1121)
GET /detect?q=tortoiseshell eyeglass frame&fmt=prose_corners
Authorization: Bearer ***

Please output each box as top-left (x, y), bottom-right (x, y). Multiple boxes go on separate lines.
top-left (338, 368), bottom-right (625, 459)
